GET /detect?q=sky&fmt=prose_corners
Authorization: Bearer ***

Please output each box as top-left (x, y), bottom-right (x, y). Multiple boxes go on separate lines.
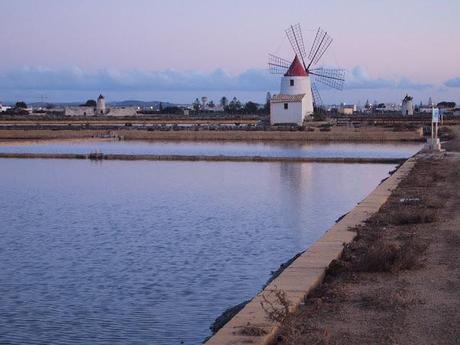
top-left (0, 0), bottom-right (459, 105)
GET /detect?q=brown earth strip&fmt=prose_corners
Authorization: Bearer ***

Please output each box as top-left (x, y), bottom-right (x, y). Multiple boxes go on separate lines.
top-left (0, 153), bottom-right (407, 164)
top-left (0, 127), bottom-right (424, 142)
top-left (271, 127), bottom-right (460, 345)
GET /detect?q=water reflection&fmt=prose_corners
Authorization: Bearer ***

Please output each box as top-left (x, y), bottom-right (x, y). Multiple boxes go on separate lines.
top-left (0, 158), bottom-right (394, 344)
top-left (0, 140), bottom-right (422, 159)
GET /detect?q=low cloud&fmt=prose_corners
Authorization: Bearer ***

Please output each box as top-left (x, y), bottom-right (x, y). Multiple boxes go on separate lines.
top-left (444, 77), bottom-right (460, 87)
top-left (0, 66), bottom-right (278, 92)
top-left (0, 65), bottom-right (433, 94)
top-left (344, 66), bottom-right (432, 90)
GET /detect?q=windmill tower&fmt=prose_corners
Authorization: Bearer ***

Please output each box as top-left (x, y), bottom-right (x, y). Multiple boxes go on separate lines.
top-left (401, 94), bottom-right (414, 116)
top-left (96, 94), bottom-right (106, 115)
top-left (269, 24), bottom-right (345, 125)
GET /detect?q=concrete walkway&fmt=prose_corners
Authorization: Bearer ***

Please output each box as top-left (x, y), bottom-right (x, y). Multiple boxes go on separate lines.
top-left (205, 157), bottom-right (416, 345)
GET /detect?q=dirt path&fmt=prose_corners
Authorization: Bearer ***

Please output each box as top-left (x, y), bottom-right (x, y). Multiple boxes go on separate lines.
top-left (273, 126), bottom-right (460, 345)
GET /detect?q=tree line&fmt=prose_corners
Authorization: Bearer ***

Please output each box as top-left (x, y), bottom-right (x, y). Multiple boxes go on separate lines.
top-left (192, 96), bottom-right (269, 115)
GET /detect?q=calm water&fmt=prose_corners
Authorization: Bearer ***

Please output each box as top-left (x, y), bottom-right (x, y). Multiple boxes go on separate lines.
top-left (0, 140), bottom-right (422, 158)
top-left (0, 155), bottom-right (397, 344)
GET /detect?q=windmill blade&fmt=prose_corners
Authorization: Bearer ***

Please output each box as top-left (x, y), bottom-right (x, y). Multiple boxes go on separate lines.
top-left (311, 81), bottom-right (323, 106)
top-left (268, 54), bottom-right (291, 74)
top-left (310, 68), bottom-right (346, 91)
top-left (307, 28), bottom-right (333, 69)
top-left (285, 23), bottom-right (308, 66)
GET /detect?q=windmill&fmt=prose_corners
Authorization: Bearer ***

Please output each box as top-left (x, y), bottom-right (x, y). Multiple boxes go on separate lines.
top-left (268, 24), bottom-right (345, 125)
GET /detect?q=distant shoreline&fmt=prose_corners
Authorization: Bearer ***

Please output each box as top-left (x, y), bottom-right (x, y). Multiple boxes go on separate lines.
top-left (0, 152), bottom-right (407, 164)
top-left (0, 127), bottom-right (424, 142)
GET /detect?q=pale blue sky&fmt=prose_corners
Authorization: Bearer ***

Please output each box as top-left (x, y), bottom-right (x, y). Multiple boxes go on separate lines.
top-left (0, 0), bottom-right (459, 104)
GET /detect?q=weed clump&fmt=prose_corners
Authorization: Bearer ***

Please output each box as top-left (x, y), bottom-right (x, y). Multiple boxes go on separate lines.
top-left (390, 208), bottom-right (437, 225)
top-left (239, 325), bottom-right (268, 336)
top-left (261, 290), bottom-right (331, 345)
top-left (352, 237), bottom-right (428, 273)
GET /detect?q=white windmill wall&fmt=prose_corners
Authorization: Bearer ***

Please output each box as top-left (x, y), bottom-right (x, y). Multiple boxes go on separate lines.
top-left (96, 96), bottom-right (106, 115)
top-left (302, 91), bottom-right (314, 115)
top-left (401, 100), bottom-right (414, 116)
top-left (280, 76), bottom-right (310, 95)
top-left (280, 75), bottom-right (314, 114)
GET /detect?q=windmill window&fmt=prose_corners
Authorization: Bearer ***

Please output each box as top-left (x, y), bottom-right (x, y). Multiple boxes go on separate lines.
top-left (290, 79), bottom-right (294, 86)
top-left (284, 103), bottom-right (289, 110)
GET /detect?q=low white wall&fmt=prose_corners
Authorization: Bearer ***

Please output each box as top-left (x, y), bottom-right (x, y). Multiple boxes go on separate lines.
top-left (107, 107), bottom-right (138, 117)
top-left (64, 107), bottom-right (95, 116)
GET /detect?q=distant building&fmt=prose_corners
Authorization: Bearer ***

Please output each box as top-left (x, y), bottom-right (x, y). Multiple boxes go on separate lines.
top-left (201, 97), bottom-right (208, 110)
top-left (375, 103), bottom-right (400, 113)
top-left (338, 104), bottom-right (356, 115)
top-left (96, 95), bottom-right (106, 115)
top-left (64, 94), bottom-right (138, 117)
top-left (401, 94), bottom-right (414, 116)
top-left (64, 106), bottom-right (94, 116)
top-left (0, 103), bottom-right (11, 112)
top-left (270, 56), bottom-right (314, 125)
top-left (419, 106), bottom-right (433, 114)
top-left (105, 107), bottom-right (137, 117)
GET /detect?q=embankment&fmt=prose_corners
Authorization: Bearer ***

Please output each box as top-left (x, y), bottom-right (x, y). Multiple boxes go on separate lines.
top-left (204, 153), bottom-right (417, 345)
top-left (0, 152), bottom-right (406, 164)
top-left (0, 127), bottom-right (424, 142)
top-left (270, 129), bottom-right (460, 345)
top-left (271, 149), bottom-right (460, 345)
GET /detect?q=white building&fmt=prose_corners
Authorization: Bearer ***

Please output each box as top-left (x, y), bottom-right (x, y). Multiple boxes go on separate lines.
top-left (0, 103), bottom-right (12, 112)
top-left (419, 106), bottom-right (433, 114)
top-left (338, 104), bottom-right (356, 115)
top-left (375, 103), bottom-right (400, 113)
top-left (270, 56), bottom-right (314, 125)
top-left (64, 95), bottom-right (138, 117)
top-left (96, 95), bottom-right (106, 115)
top-left (401, 94), bottom-right (414, 116)
top-left (64, 106), bottom-right (95, 116)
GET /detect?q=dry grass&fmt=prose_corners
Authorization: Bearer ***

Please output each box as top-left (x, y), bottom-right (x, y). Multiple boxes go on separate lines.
top-left (389, 208), bottom-right (437, 225)
top-left (238, 325), bottom-right (268, 337)
top-left (261, 290), bottom-right (331, 345)
top-left (352, 237), bottom-right (427, 273)
top-left (359, 288), bottom-right (418, 311)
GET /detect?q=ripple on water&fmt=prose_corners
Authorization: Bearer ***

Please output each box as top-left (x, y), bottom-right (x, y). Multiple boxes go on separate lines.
top-left (0, 157), bottom-right (400, 344)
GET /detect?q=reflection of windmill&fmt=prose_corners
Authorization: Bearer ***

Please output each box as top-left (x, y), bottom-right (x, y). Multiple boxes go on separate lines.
top-left (268, 24), bottom-right (345, 125)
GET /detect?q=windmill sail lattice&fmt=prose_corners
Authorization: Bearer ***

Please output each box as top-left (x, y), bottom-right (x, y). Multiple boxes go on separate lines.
top-left (307, 28), bottom-right (333, 68)
top-left (268, 23), bottom-right (345, 105)
top-left (268, 54), bottom-right (291, 75)
top-left (285, 24), bottom-right (308, 64)
top-left (310, 68), bottom-right (345, 90)
top-left (311, 81), bottom-right (323, 106)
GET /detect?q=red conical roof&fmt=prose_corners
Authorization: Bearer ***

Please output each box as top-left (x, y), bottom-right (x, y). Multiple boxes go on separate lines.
top-left (284, 55), bottom-right (308, 77)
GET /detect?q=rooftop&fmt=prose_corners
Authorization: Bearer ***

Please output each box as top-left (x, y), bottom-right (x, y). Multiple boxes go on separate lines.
top-left (271, 94), bottom-right (306, 103)
top-left (284, 55), bottom-right (308, 77)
